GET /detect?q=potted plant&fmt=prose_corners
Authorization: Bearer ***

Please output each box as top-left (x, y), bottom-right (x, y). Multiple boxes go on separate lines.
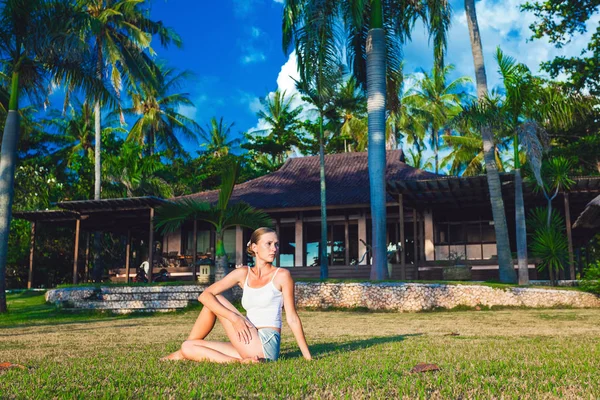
top-left (443, 251), bottom-right (472, 280)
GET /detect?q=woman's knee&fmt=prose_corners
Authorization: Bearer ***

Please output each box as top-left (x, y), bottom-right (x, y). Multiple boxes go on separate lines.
top-left (181, 340), bottom-right (204, 358)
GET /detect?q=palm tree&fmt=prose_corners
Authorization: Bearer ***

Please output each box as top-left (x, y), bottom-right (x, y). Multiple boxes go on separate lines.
top-left (403, 65), bottom-right (471, 174)
top-left (464, 0), bottom-right (517, 283)
top-left (442, 130), bottom-right (508, 176)
top-left (123, 65), bottom-right (199, 156)
top-left (405, 148), bottom-right (434, 171)
top-left (155, 161), bottom-right (273, 284)
top-left (284, 0), bottom-right (449, 280)
top-left (76, 0), bottom-right (182, 200)
top-left (0, 0), bottom-right (109, 312)
top-left (198, 117), bottom-right (241, 157)
top-left (103, 142), bottom-right (173, 199)
top-left (242, 90), bottom-right (303, 165)
top-left (496, 49), bottom-right (591, 286)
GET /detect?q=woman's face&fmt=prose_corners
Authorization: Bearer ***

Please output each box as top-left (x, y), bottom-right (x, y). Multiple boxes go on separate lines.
top-left (252, 232), bottom-right (279, 263)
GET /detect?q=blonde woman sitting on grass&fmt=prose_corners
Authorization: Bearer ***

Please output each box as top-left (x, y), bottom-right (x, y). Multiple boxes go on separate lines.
top-left (162, 227), bottom-right (312, 363)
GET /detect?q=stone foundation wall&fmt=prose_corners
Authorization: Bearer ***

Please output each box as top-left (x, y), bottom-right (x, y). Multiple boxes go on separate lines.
top-left (294, 282), bottom-right (600, 311)
top-left (46, 282), bottom-right (600, 312)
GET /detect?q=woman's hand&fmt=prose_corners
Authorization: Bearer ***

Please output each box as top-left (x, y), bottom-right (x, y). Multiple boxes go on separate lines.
top-left (232, 315), bottom-right (255, 344)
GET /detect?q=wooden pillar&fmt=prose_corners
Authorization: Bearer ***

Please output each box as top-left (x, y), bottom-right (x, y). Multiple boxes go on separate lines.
top-left (235, 225), bottom-right (244, 266)
top-left (399, 195), bottom-right (406, 280)
top-left (418, 211), bottom-right (426, 261)
top-left (295, 213), bottom-right (303, 267)
top-left (358, 211), bottom-right (367, 265)
top-left (564, 192), bottom-right (576, 280)
top-left (84, 232), bottom-right (90, 282)
top-left (148, 208), bottom-right (154, 282)
top-left (344, 214), bottom-right (350, 265)
top-left (275, 218), bottom-right (280, 267)
top-left (73, 219), bottom-right (81, 284)
top-left (192, 219), bottom-right (198, 281)
top-left (413, 208), bottom-right (419, 279)
top-left (424, 209), bottom-right (434, 261)
top-left (27, 222), bottom-right (36, 289)
top-left (125, 229), bottom-right (131, 283)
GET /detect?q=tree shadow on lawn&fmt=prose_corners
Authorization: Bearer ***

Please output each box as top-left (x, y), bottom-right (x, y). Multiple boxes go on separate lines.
top-left (281, 333), bottom-right (423, 359)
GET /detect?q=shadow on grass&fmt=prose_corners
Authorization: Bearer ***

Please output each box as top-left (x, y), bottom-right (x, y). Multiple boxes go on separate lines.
top-left (281, 333), bottom-right (422, 359)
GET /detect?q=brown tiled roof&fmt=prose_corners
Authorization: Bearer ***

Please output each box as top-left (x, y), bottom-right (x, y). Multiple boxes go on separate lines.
top-left (176, 150), bottom-right (441, 210)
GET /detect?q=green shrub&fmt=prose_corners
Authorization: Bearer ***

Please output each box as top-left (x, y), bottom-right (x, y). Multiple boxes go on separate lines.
top-left (580, 261), bottom-right (600, 295)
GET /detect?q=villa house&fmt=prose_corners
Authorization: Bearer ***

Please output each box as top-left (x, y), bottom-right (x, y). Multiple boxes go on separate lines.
top-left (16, 150), bottom-right (600, 285)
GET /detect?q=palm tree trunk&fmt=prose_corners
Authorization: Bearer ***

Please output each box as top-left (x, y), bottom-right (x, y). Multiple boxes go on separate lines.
top-left (434, 127), bottom-right (439, 174)
top-left (92, 37), bottom-right (103, 282)
top-left (318, 113), bottom-right (328, 279)
top-left (514, 169), bottom-right (529, 284)
top-left (214, 233), bottom-right (233, 300)
top-left (367, 0), bottom-right (388, 280)
top-left (465, 0), bottom-right (517, 283)
top-left (0, 71), bottom-right (20, 312)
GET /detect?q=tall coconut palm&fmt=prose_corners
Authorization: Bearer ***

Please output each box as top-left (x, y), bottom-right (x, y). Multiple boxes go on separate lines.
top-left (441, 129), bottom-right (508, 176)
top-left (198, 117), bottom-right (241, 158)
top-left (155, 161), bottom-right (273, 284)
top-left (123, 65), bottom-right (199, 156)
top-left (0, 0), bottom-right (108, 312)
top-left (284, 0), bottom-right (443, 280)
top-left (403, 65), bottom-right (471, 174)
top-left (464, 0), bottom-right (517, 283)
top-left (76, 0), bottom-right (182, 200)
top-left (243, 89), bottom-right (303, 164)
top-left (496, 49), bottom-right (591, 285)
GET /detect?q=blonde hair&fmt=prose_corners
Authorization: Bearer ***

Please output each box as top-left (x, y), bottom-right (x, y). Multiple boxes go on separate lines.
top-left (246, 227), bottom-right (276, 257)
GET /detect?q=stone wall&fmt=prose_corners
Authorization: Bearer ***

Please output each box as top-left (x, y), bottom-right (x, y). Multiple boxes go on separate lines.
top-left (45, 282), bottom-right (600, 312)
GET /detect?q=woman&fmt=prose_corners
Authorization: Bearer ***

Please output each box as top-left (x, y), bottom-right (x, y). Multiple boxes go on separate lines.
top-left (162, 227), bottom-right (312, 363)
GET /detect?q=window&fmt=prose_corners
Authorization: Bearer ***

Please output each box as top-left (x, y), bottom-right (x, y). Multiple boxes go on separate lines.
top-left (434, 218), bottom-right (496, 261)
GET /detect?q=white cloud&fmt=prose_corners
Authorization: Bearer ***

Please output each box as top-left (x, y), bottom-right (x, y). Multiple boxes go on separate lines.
top-left (403, 0), bottom-right (599, 92)
top-left (241, 51), bottom-right (267, 64)
top-left (251, 27), bottom-right (261, 38)
top-left (177, 104), bottom-right (197, 120)
top-left (247, 52), bottom-right (317, 135)
top-left (272, 0), bottom-right (284, 3)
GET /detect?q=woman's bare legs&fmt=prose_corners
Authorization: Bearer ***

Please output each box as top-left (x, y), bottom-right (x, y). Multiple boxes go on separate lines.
top-left (161, 302), bottom-right (218, 360)
top-left (179, 295), bottom-right (265, 363)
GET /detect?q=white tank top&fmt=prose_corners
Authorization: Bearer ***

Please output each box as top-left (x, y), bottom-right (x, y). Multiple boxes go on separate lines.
top-left (241, 267), bottom-right (283, 329)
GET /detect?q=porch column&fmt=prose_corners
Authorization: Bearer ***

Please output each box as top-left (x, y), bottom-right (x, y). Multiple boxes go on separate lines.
top-left (424, 209), bottom-right (434, 261)
top-left (344, 214), bottom-right (350, 265)
top-left (295, 213), bottom-right (303, 267)
top-left (358, 211), bottom-right (367, 265)
top-left (413, 208), bottom-right (419, 279)
top-left (27, 222), bottom-right (36, 289)
top-left (84, 232), bottom-right (90, 282)
top-left (192, 220), bottom-right (198, 281)
top-left (148, 208), bottom-right (154, 282)
top-left (275, 218), bottom-right (280, 267)
top-left (564, 192), bottom-right (576, 279)
top-left (398, 195), bottom-right (406, 279)
top-left (235, 225), bottom-right (244, 266)
top-left (125, 229), bottom-right (131, 283)
top-left (73, 219), bottom-right (81, 284)
top-left (418, 211), bottom-right (425, 261)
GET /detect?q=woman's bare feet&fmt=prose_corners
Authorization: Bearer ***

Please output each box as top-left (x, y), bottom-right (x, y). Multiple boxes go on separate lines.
top-left (160, 350), bottom-right (185, 361)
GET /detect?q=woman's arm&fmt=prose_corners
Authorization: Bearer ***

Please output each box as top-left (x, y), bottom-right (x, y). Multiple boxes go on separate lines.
top-left (198, 268), bottom-right (255, 344)
top-left (280, 269), bottom-right (312, 360)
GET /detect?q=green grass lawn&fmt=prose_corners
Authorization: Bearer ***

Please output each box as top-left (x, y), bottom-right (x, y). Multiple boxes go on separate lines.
top-left (1, 291), bottom-right (600, 399)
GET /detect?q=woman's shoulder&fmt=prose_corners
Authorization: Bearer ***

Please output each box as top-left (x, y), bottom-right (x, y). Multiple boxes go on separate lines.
top-left (275, 267), bottom-right (292, 280)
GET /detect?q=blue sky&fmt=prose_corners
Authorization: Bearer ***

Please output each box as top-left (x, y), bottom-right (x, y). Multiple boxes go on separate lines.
top-left (49, 0), bottom-right (599, 157)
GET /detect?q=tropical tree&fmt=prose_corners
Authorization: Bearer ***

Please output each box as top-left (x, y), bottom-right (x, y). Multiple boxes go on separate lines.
top-left (495, 49), bottom-right (590, 285)
top-left (123, 65), bottom-right (199, 156)
top-left (242, 90), bottom-right (303, 165)
top-left (75, 0), bottom-right (182, 200)
top-left (402, 65), bottom-right (470, 174)
top-left (404, 148), bottom-right (434, 171)
top-left (0, 0), bottom-right (110, 312)
top-left (103, 142), bottom-right (173, 199)
top-left (283, 0), bottom-right (450, 280)
top-left (155, 161), bottom-right (273, 284)
top-left (198, 117), bottom-right (240, 158)
top-left (464, 0), bottom-right (517, 283)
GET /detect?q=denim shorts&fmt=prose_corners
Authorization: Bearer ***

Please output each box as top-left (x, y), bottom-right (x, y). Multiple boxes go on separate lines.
top-left (258, 328), bottom-right (281, 361)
